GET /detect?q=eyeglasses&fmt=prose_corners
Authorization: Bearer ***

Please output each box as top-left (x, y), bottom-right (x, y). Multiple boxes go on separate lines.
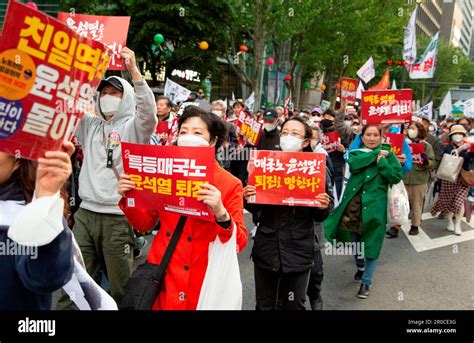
top-left (280, 131), bottom-right (305, 139)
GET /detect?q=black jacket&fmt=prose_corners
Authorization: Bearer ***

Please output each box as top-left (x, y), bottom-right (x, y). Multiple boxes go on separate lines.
top-left (245, 171), bottom-right (333, 273)
top-left (256, 127), bottom-right (280, 151)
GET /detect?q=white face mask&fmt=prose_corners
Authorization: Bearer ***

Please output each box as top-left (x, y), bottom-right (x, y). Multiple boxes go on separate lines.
top-left (344, 120), bottom-right (352, 126)
top-left (408, 129), bottom-right (418, 139)
top-left (100, 94), bottom-right (121, 116)
top-left (280, 135), bottom-right (304, 152)
top-left (452, 134), bottom-right (464, 144)
top-left (212, 110), bottom-right (224, 118)
top-left (264, 122), bottom-right (277, 132)
top-left (310, 139), bottom-right (319, 151)
top-left (177, 134), bottom-right (210, 147)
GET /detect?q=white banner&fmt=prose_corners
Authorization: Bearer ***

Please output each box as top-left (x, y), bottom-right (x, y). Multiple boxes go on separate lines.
top-left (464, 98), bottom-right (474, 118)
top-left (439, 91), bottom-right (453, 117)
top-left (409, 32), bottom-right (439, 79)
top-left (403, 6), bottom-right (418, 66)
top-left (357, 56), bottom-right (375, 83)
top-left (415, 101), bottom-right (433, 120)
top-left (164, 78), bottom-right (191, 104)
top-left (245, 92), bottom-right (255, 112)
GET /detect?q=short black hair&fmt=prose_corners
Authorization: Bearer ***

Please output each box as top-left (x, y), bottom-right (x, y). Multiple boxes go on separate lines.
top-left (155, 95), bottom-right (172, 108)
top-left (281, 116), bottom-right (313, 141)
top-left (177, 106), bottom-right (228, 150)
top-left (232, 100), bottom-right (245, 109)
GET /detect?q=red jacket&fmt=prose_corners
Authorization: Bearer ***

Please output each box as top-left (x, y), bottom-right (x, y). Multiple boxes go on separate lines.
top-left (145, 162), bottom-right (248, 310)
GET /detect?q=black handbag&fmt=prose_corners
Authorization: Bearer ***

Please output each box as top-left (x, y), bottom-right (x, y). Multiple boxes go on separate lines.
top-left (121, 216), bottom-right (188, 310)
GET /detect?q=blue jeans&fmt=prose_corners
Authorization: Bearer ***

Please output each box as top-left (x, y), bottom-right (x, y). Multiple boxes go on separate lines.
top-left (352, 233), bottom-right (378, 286)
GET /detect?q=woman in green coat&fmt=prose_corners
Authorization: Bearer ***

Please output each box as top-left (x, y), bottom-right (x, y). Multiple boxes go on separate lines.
top-left (324, 125), bottom-right (402, 299)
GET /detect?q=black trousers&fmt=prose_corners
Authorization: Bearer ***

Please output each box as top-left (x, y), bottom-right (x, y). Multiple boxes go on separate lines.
top-left (306, 250), bottom-right (324, 300)
top-left (254, 265), bottom-right (311, 311)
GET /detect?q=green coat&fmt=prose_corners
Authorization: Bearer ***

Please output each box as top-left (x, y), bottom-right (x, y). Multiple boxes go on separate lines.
top-left (324, 148), bottom-right (403, 259)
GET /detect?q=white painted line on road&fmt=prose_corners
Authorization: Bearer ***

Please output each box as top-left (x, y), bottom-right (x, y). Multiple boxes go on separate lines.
top-left (401, 212), bottom-right (474, 252)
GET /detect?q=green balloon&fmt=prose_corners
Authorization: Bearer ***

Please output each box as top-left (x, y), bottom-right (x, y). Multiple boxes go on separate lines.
top-left (154, 33), bottom-right (164, 44)
top-left (303, 81), bottom-right (311, 90)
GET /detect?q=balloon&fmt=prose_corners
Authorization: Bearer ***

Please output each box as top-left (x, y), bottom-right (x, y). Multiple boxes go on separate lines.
top-left (303, 81), bottom-right (311, 90)
top-left (26, 2), bottom-right (38, 10)
top-left (164, 50), bottom-right (172, 58)
top-left (335, 84), bottom-right (341, 90)
top-left (320, 85), bottom-right (326, 91)
top-left (199, 41), bottom-right (209, 50)
top-left (387, 60), bottom-right (393, 66)
top-left (266, 57), bottom-right (274, 66)
top-left (240, 45), bottom-right (249, 53)
top-left (284, 74), bottom-right (292, 82)
top-left (154, 33), bottom-right (164, 44)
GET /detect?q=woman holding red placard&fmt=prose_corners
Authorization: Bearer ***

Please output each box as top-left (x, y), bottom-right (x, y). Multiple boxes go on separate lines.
top-left (403, 122), bottom-right (434, 236)
top-left (243, 117), bottom-right (333, 311)
top-left (118, 106), bottom-right (248, 310)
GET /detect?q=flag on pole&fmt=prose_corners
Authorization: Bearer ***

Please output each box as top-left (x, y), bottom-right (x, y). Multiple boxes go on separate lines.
top-left (391, 79), bottom-right (397, 90)
top-left (463, 98), bottom-right (474, 118)
top-left (409, 32), bottom-right (439, 79)
top-left (439, 91), bottom-right (453, 117)
top-left (369, 69), bottom-right (390, 91)
top-left (403, 6), bottom-right (418, 67)
top-left (245, 92), bottom-right (255, 112)
top-left (415, 101), bottom-right (433, 120)
top-left (357, 57), bottom-right (376, 83)
top-left (356, 81), bottom-right (365, 99)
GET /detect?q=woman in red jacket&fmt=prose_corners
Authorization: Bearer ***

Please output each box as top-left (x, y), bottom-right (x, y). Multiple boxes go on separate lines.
top-left (118, 106), bottom-right (248, 310)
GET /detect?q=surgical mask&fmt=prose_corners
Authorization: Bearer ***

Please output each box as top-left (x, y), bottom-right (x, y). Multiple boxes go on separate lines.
top-left (264, 122), bottom-right (277, 132)
top-left (280, 135), bottom-right (304, 152)
top-left (310, 139), bottom-right (319, 151)
top-left (344, 120), bottom-right (352, 126)
top-left (452, 134), bottom-right (464, 144)
top-left (212, 110), bottom-right (224, 118)
top-left (100, 95), bottom-right (121, 116)
top-left (408, 129), bottom-right (418, 139)
top-left (177, 134), bottom-right (210, 147)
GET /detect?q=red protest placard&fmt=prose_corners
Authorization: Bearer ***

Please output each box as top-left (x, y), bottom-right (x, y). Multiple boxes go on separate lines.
top-left (237, 111), bottom-right (262, 146)
top-left (384, 133), bottom-right (404, 156)
top-left (58, 12), bottom-right (130, 70)
top-left (121, 142), bottom-right (216, 221)
top-left (409, 142), bottom-right (425, 165)
top-left (361, 89), bottom-right (413, 125)
top-left (248, 150), bottom-right (326, 207)
top-left (339, 77), bottom-right (358, 104)
top-left (321, 130), bottom-right (340, 153)
top-left (465, 136), bottom-right (474, 153)
top-left (0, 1), bottom-right (110, 161)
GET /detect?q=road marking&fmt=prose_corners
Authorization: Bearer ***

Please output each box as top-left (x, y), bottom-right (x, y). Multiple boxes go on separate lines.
top-left (401, 212), bottom-right (474, 252)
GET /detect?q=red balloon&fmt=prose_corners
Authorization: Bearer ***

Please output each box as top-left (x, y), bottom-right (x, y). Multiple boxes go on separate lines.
top-left (26, 2), bottom-right (38, 10)
top-left (284, 74), bottom-right (292, 82)
top-left (335, 83), bottom-right (341, 90)
top-left (387, 60), bottom-right (393, 66)
top-left (266, 57), bottom-right (274, 66)
top-left (239, 45), bottom-right (248, 53)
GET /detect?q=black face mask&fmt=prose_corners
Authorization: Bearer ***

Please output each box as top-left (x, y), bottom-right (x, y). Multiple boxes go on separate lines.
top-left (320, 119), bottom-right (334, 129)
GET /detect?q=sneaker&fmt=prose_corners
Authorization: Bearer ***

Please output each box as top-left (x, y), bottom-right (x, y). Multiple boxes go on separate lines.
top-left (133, 236), bottom-right (148, 259)
top-left (357, 284), bottom-right (370, 299)
top-left (354, 269), bottom-right (364, 282)
top-left (408, 226), bottom-right (419, 235)
top-left (386, 226), bottom-right (399, 238)
top-left (309, 295), bottom-right (323, 311)
top-left (446, 221), bottom-right (455, 232)
top-left (454, 223), bottom-right (462, 236)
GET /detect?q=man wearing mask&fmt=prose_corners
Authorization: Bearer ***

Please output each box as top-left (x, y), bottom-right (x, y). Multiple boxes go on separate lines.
top-left (421, 115), bottom-right (443, 171)
top-left (150, 95), bottom-right (176, 146)
top-left (212, 100), bottom-right (238, 171)
top-left (57, 47), bottom-right (157, 309)
top-left (256, 109), bottom-right (281, 151)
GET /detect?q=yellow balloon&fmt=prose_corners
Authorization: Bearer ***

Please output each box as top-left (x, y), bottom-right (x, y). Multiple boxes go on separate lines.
top-left (199, 41), bottom-right (209, 50)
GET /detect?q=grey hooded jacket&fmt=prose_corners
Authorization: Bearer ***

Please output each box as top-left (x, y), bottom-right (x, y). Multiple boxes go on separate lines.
top-left (75, 76), bottom-right (157, 215)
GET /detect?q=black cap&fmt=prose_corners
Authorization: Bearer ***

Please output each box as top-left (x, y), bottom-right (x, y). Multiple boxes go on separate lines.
top-left (263, 108), bottom-right (278, 120)
top-left (97, 77), bottom-right (124, 93)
